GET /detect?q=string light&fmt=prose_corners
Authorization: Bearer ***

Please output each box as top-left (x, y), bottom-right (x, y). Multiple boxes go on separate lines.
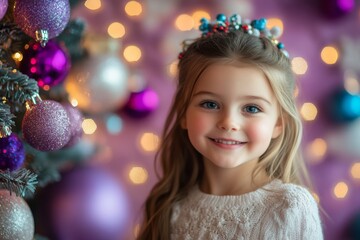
top-left (321, 45), bottom-right (339, 65)
top-left (300, 102), bottom-right (318, 121)
top-left (125, 1), bottom-right (142, 16)
top-left (107, 22), bottom-right (125, 39)
top-left (333, 181), bottom-right (349, 199)
top-left (292, 57), bottom-right (308, 75)
top-left (84, 0), bottom-right (101, 10)
top-left (123, 45), bottom-right (142, 62)
top-left (129, 166), bottom-right (148, 184)
top-left (139, 132), bottom-right (160, 152)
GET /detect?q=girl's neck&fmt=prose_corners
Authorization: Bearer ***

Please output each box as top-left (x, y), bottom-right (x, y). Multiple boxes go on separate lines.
top-left (199, 159), bottom-right (270, 196)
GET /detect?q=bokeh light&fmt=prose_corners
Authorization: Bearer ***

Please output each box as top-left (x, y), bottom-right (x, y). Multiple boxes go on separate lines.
top-left (344, 70), bottom-right (359, 94)
top-left (192, 10), bottom-right (210, 29)
top-left (125, 1), bottom-right (142, 16)
top-left (167, 60), bottom-right (178, 77)
top-left (84, 0), bottom-right (101, 10)
top-left (300, 102), bottom-right (318, 121)
top-left (333, 181), bottom-right (349, 199)
top-left (292, 57), bottom-right (308, 75)
top-left (12, 52), bottom-right (23, 62)
top-left (267, 18), bottom-right (284, 34)
top-left (139, 132), bottom-right (160, 152)
top-left (175, 14), bottom-right (194, 31)
top-left (106, 114), bottom-right (123, 134)
top-left (306, 138), bottom-right (327, 164)
top-left (350, 162), bottom-right (360, 179)
top-left (82, 118), bottom-right (97, 135)
top-left (107, 22), bottom-right (125, 39)
top-left (321, 46), bottom-right (339, 65)
top-left (123, 45), bottom-right (142, 62)
top-left (129, 166), bottom-right (148, 184)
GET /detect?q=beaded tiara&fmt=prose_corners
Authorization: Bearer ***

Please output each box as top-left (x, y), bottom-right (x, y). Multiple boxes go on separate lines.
top-left (178, 14), bottom-right (289, 59)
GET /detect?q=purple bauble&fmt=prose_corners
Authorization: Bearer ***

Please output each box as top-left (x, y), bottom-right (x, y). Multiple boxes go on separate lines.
top-left (0, 0), bottom-right (8, 21)
top-left (35, 167), bottom-right (130, 240)
top-left (13, 0), bottom-right (70, 43)
top-left (22, 100), bottom-right (71, 152)
top-left (0, 133), bottom-right (25, 171)
top-left (62, 104), bottom-right (83, 148)
top-left (19, 41), bottom-right (70, 89)
top-left (124, 87), bottom-right (159, 118)
top-left (321, 0), bottom-right (355, 18)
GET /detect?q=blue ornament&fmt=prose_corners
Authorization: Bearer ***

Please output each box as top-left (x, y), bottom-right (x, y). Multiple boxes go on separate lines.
top-left (0, 133), bottom-right (25, 171)
top-left (329, 89), bottom-right (360, 122)
top-left (216, 14), bottom-right (227, 22)
top-left (252, 18), bottom-right (267, 30)
top-left (277, 42), bottom-right (285, 49)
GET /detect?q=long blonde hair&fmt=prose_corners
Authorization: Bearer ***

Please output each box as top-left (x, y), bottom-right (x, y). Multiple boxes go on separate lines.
top-left (137, 31), bottom-right (309, 239)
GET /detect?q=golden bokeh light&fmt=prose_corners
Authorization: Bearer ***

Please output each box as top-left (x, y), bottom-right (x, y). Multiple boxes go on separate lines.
top-left (69, 97), bottom-right (78, 107)
top-left (350, 162), bottom-right (360, 179)
top-left (333, 181), bottom-right (349, 199)
top-left (267, 18), bottom-right (284, 35)
top-left (82, 118), bottom-right (97, 134)
top-left (129, 166), bottom-right (148, 184)
top-left (300, 102), bottom-right (318, 121)
top-left (168, 60), bottom-right (178, 77)
top-left (321, 46), bottom-right (339, 65)
top-left (175, 14), bottom-right (194, 31)
top-left (306, 138), bottom-right (327, 164)
top-left (192, 10), bottom-right (210, 29)
top-left (292, 57), bottom-right (308, 75)
top-left (139, 132), bottom-right (160, 152)
top-left (12, 52), bottom-right (23, 62)
top-left (123, 45), bottom-right (142, 62)
top-left (84, 0), bottom-right (101, 10)
top-left (107, 22), bottom-right (126, 39)
top-left (125, 1), bottom-right (142, 16)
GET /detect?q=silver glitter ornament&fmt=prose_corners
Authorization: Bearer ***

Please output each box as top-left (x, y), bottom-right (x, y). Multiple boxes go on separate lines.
top-left (0, 190), bottom-right (34, 240)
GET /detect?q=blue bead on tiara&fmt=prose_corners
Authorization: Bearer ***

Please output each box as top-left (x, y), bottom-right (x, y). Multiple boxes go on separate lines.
top-left (178, 14), bottom-right (289, 59)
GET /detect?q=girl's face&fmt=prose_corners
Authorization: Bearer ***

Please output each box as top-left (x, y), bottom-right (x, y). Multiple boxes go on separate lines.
top-left (182, 63), bottom-right (282, 170)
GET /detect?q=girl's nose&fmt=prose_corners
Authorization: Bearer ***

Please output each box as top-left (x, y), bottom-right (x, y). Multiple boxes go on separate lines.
top-left (216, 111), bottom-right (241, 132)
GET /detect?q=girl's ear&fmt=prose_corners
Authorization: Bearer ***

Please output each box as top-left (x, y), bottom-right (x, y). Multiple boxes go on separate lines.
top-left (272, 116), bottom-right (283, 139)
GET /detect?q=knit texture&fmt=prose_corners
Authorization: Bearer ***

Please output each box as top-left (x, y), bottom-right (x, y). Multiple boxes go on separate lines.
top-left (170, 179), bottom-right (323, 240)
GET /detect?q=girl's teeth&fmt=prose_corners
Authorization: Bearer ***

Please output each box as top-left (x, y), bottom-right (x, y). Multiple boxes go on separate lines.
top-left (214, 139), bottom-right (241, 145)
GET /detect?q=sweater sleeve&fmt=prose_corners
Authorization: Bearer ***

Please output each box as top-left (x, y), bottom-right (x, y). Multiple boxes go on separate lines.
top-left (259, 185), bottom-right (324, 240)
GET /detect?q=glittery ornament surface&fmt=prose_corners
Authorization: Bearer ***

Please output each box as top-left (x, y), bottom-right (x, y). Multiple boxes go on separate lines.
top-left (0, 133), bottom-right (25, 171)
top-left (0, 190), bottom-right (34, 240)
top-left (13, 0), bottom-right (70, 40)
top-left (63, 103), bottom-right (83, 147)
top-left (0, 0), bottom-right (8, 20)
top-left (19, 41), bottom-right (71, 88)
top-left (22, 100), bottom-right (71, 151)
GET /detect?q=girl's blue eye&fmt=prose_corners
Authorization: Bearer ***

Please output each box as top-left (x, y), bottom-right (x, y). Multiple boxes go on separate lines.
top-left (200, 101), bottom-right (219, 109)
top-left (244, 105), bottom-right (260, 113)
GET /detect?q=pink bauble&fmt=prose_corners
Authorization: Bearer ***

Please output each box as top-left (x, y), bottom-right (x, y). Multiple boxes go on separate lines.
top-left (62, 104), bottom-right (83, 147)
top-left (124, 87), bottom-right (159, 118)
top-left (13, 0), bottom-right (70, 42)
top-left (19, 41), bottom-right (71, 89)
top-left (0, 0), bottom-right (8, 20)
top-left (22, 100), bottom-right (71, 151)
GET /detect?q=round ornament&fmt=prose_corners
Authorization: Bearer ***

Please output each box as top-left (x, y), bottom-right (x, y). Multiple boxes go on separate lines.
top-left (13, 0), bottom-right (70, 45)
top-left (0, 133), bottom-right (25, 171)
top-left (329, 89), bottom-right (360, 123)
top-left (35, 167), bottom-right (130, 240)
top-left (124, 87), bottom-right (159, 118)
top-left (19, 41), bottom-right (70, 89)
top-left (0, 190), bottom-right (34, 240)
top-left (0, 0), bottom-right (8, 21)
top-left (65, 54), bottom-right (129, 114)
top-left (22, 100), bottom-right (71, 151)
top-left (62, 103), bottom-right (83, 147)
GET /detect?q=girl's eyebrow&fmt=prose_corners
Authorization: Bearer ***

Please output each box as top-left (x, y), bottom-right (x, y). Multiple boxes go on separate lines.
top-left (193, 91), bottom-right (272, 105)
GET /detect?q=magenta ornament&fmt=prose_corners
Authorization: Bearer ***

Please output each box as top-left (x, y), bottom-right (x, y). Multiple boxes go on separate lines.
top-left (124, 87), bottom-right (159, 118)
top-left (22, 100), bottom-right (71, 152)
top-left (0, 0), bottom-right (8, 21)
top-left (13, 0), bottom-right (70, 46)
top-left (19, 41), bottom-right (70, 89)
top-left (0, 133), bottom-right (25, 171)
top-left (62, 104), bottom-right (83, 148)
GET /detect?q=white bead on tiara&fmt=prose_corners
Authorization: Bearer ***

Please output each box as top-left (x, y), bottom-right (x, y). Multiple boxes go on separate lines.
top-left (178, 14), bottom-right (289, 59)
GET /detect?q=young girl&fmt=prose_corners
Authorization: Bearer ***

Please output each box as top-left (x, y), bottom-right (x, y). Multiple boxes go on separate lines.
top-left (138, 14), bottom-right (323, 239)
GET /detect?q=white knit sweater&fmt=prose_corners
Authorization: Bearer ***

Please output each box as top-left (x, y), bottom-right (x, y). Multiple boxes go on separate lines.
top-left (170, 179), bottom-right (323, 240)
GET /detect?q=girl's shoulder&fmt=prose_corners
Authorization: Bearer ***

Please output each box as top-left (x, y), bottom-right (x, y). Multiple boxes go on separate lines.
top-left (266, 179), bottom-right (318, 210)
